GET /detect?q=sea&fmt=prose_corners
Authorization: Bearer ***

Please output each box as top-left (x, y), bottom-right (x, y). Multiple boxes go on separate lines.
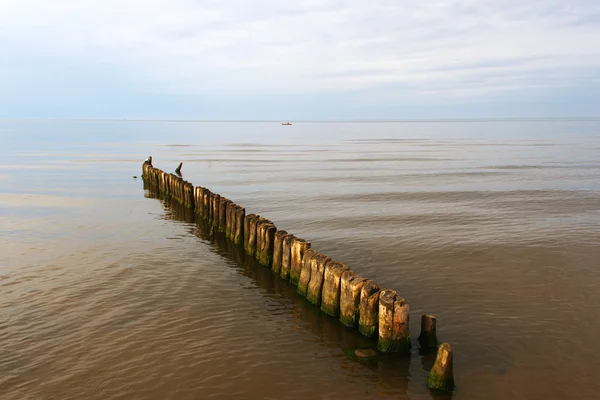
top-left (1, 119), bottom-right (600, 400)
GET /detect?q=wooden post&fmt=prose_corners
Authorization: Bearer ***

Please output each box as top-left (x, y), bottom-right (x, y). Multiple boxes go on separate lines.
top-left (219, 198), bottom-right (230, 232)
top-left (377, 290), bottom-right (410, 353)
top-left (306, 254), bottom-right (331, 306)
top-left (358, 280), bottom-right (380, 338)
top-left (211, 194), bottom-right (220, 227)
top-left (418, 315), bottom-right (439, 350)
top-left (339, 271), bottom-right (366, 328)
top-left (297, 248), bottom-right (318, 297)
top-left (271, 230), bottom-right (288, 274)
top-left (320, 261), bottom-right (349, 317)
top-left (280, 234), bottom-right (294, 280)
top-left (290, 238), bottom-right (311, 285)
top-left (257, 222), bottom-right (276, 267)
top-left (244, 214), bottom-right (260, 256)
top-left (234, 207), bottom-right (245, 245)
top-left (428, 343), bottom-right (455, 392)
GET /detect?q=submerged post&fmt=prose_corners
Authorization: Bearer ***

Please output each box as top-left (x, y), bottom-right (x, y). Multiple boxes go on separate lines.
top-left (297, 249), bottom-right (318, 297)
top-left (306, 254), bottom-right (331, 306)
top-left (280, 234), bottom-right (294, 280)
top-left (418, 315), bottom-right (439, 350)
top-left (428, 343), bottom-right (455, 392)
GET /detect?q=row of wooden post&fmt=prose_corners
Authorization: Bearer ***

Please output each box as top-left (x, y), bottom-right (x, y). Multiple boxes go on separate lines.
top-left (142, 159), bottom-right (454, 393)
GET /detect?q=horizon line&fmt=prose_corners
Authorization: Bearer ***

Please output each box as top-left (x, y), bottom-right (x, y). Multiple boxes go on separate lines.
top-left (1, 117), bottom-right (600, 123)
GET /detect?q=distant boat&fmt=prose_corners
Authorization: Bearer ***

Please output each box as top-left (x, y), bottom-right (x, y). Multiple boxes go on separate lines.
top-left (281, 122), bottom-right (292, 126)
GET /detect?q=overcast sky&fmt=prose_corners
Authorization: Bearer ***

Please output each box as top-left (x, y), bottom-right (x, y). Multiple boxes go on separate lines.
top-left (1, 0), bottom-right (599, 119)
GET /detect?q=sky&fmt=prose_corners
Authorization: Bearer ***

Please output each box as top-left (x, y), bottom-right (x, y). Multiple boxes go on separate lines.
top-left (1, 0), bottom-right (600, 119)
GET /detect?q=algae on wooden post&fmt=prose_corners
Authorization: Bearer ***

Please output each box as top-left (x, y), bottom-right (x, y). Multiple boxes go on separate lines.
top-left (428, 343), bottom-right (455, 392)
top-left (321, 261), bottom-right (349, 317)
top-left (297, 249), bottom-right (318, 297)
top-left (418, 315), bottom-right (439, 350)
top-left (271, 230), bottom-right (288, 274)
top-left (377, 290), bottom-right (410, 353)
top-left (358, 280), bottom-right (380, 338)
top-left (339, 271), bottom-right (367, 328)
top-left (280, 234), bottom-right (294, 280)
top-left (306, 254), bottom-right (331, 306)
top-left (290, 238), bottom-right (311, 285)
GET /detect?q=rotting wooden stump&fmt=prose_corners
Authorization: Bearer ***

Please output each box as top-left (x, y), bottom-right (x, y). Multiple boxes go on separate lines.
top-left (271, 230), bottom-right (288, 274)
top-left (280, 234), bottom-right (294, 280)
top-left (339, 271), bottom-right (367, 328)
top-left (359, 280), bottom-right (380, 338)
top-left (306, 254), bottom-right (331, 306)
top-left (321, 261), bottom-right (349, 317)
top-left (418, 315), bottom-right (439, 350)
top-left (428, 343), bottom-right (455, 393)
top-left (377, 290), bottom-right (410, 354)
top-left (290, 238), bottom-right (311, 285)
top-left (297, 248), bottom-right (318, 297)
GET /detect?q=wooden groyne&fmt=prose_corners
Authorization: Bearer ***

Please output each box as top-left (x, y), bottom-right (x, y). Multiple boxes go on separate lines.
top-left (142, 158), bottom-right (455, 393)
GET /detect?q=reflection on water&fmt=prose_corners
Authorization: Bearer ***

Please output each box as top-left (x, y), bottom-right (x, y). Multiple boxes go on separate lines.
top-left (1, 120), bottom-right (600, 400)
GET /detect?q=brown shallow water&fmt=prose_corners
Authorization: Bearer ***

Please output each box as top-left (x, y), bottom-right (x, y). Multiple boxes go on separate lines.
top-left (1, 120), bottom-right (600, 399)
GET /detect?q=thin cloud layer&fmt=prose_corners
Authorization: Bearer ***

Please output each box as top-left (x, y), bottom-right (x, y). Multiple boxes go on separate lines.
top-left (1, 0), bottom-right (599, 117)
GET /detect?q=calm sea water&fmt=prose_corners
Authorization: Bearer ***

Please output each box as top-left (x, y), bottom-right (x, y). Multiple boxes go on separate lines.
top-left (1, 120), bottom-right (600, 400)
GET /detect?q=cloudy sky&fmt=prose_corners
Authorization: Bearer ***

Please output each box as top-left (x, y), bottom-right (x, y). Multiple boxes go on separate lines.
top-left (1, 0), bottom-right (599, 119)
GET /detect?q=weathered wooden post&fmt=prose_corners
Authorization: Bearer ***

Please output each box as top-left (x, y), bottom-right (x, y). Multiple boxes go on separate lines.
top-left (418, 315), bottom-right (439, 350)
top-left (290, 238), bottom-right (311, 285)
top-left (358, 280), bottom-right (380, 338)
top-left (339, 271), bottom-right (366, 328)
top-left (244, 214), bottom-right (260, 256)
top-left (257, 222), bottom-right (276, 267)
top-left (320, 261), bottom-right (349, 317)
top-left (428, 343), bottom-right (455, 392)
top-left (219, 198), bottom-right (230, 232)
top-left (202, 190), bottom-right (211, 221)
top-left (280, 234), bottom-right (294, 280)
top-left (271, 230), bottom-right (288, 274)
top-left (297, 249), bottom-right (318, 297)
top-left (306, 254), bottom-right (331, 306)
top-left (211, 194), bottom-right (220, 227)
top-left (377, 290), bottom-right (410, 353)
top-left (233, 207), bottom-right (245, 245)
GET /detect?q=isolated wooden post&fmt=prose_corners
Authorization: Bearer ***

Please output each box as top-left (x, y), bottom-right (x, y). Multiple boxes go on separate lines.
top-left (297, 249), bottom-right (318, 297)
top-left (321, 261), bottom-right (349, 317)
top-left (306, 254), bottom-right (331, 306)
top-left (271, 230), bottom-right (288, 274)
top-left (233, 207), bottom-right (245, 245)
top-left (290, 238), bottom-right (311, 285)
top-left (339, 271), bottom-right (367, 328)
top-left (358, 280), bottom-right (380, 338)
top-left (377, 290), bottom-right (410, 353)
top-left (280, 234), bottom-right (294, 280)
top-left (428, 343), bottom-right (455, 392)
top-left (418, 315), bottom-right (439, 350)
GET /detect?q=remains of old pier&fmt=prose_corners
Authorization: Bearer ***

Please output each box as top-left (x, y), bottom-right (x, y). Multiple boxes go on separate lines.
top-left (142, 158), bottom-right (455, 393)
